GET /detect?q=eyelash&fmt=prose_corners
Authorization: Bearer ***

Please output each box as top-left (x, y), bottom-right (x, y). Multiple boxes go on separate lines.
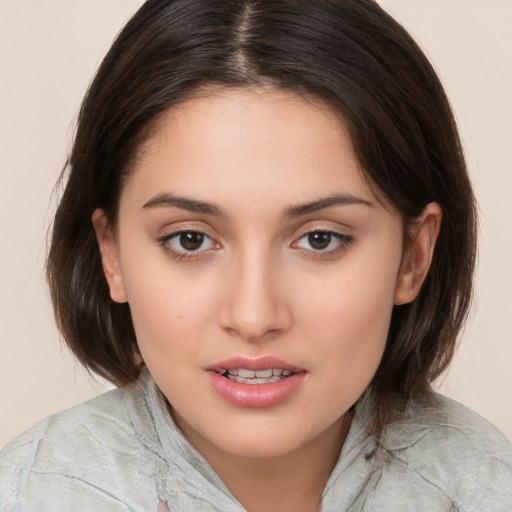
top-left (157, 230), bottom-right (217, 262)
top-left (292, 230), bottom-right (354, 258)
top-left (156, 229), bottom-right (354, 262)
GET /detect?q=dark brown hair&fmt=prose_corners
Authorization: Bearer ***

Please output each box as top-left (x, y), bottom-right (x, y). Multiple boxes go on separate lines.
top-left (47, 0), bottom-right (477, 431)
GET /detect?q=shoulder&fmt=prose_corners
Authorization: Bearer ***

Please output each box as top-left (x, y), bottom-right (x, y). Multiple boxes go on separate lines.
top-left (0, 380), bottom-right (161, 511)
top-left (380, 394), bottom-right (512, 511)
top-left (0, 384), bottom-right (138, 467)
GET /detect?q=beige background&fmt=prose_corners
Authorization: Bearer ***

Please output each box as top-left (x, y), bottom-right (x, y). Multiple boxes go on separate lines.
top-left (0, 0), bottom-right (510, 447)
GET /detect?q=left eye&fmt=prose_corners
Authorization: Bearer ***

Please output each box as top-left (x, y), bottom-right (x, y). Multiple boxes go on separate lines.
top-left (163, 231), bottom-right (216, 253)
top-left (295, 231), bottom-right (350, 252)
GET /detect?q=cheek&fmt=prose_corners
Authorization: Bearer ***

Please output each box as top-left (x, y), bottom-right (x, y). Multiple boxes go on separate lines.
top-left (126, 281), bottom-right (210, 399)
top-left (300, 257), bottom-right (397, 336)
top-left (312, 287), bottom-right (392, 367)
top-left (296, 256), bottom-right (398, 388)
top-left (121, 261), bottom-right (216, 358)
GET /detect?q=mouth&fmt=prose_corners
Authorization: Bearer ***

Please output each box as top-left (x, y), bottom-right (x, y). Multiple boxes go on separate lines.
top-left (205, 356), bottom-right (305, 407)
top-left (217, 367), bottom-right (293, 384)
top-left (206, 357), bottom-right (306, 408)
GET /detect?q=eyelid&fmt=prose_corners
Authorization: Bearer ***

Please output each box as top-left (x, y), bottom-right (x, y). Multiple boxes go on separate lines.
top-left (291, 226), bottom-right (354, 257)
top-left (156, 226), bottom-right (221, 261)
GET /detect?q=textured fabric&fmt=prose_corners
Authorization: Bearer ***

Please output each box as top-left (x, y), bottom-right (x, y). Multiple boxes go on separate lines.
top-left (1, 368), bottom-right (511, 511)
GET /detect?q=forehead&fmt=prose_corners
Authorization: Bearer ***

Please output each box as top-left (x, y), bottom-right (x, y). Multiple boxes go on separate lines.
top-left (123, 88), bottom-right (380, 212)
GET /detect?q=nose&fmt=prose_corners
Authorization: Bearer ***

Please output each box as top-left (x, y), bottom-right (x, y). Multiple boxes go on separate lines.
top-left (218, 248), bottom-right (292, 343)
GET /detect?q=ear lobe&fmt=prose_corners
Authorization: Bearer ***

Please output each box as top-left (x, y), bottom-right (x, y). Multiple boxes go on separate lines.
top-left (92, 208), bottom-right (128, 303)
top-left (394, 202), bottom-right (442, 306)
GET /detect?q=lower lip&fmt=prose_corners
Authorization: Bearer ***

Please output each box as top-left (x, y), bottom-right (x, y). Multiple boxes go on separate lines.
top-left (207, 371), bottom-right (306, 408)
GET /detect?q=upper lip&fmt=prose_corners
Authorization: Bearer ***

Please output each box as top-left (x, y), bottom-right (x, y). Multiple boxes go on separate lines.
top-left (206, 356), bottom-right (305, 373)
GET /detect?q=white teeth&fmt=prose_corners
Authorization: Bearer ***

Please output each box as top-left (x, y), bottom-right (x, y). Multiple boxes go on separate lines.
top-left (238, 369), bottom-right (255, 378)
top-left (255, 369), bottom-right (273, 378)
top-left (223, 368), bottom-right (294, 384)
top-left (226, 375), bottom-right (283, 384)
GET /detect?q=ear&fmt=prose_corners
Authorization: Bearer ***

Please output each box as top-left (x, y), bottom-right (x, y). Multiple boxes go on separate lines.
top-left (394, 202), bottom-right (442, 305)
top-left (92, 208), bottom-right (128, 303)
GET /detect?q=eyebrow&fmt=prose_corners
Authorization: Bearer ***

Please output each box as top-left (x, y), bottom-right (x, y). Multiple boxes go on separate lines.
top-left (142, 191), bottom-right (374, 218)
top-left (282, 193), bottom-right (374, 218)
top-left (142, 192), bottom-right (226, 216)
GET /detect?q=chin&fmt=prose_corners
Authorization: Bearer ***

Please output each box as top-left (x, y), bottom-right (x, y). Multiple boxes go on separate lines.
top-left (214, 429), bottom-right (309, 460)
top-left (188, 410), bottom-right (340, 461)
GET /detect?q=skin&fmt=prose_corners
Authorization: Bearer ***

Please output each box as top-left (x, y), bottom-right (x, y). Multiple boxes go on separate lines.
top-left (94, 88), bottom-right (441, 512)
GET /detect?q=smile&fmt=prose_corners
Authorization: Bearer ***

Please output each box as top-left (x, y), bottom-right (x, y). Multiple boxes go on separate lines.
top-left (220, 368), bottom-right (293, 384)
top-left (206, 357), bottom-right (305, 408)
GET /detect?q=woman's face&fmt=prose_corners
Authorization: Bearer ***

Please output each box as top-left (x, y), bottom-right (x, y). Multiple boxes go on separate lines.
top-left (97, 88), bottom-right (413, 460)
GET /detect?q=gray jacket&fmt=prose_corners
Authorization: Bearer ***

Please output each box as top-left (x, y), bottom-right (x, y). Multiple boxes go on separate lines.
top-left (1, 368), bottom-right (511, 511)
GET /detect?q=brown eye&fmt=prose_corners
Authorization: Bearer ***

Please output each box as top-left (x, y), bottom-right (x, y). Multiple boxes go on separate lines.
top-left (179, 232), bottom-right (205, 251)
top-left (294, 230), bottom-right (353, 255)
top-left (159, 230), bottom-right (216, 256)
top-left (307, 231), bottom-right (332, 250)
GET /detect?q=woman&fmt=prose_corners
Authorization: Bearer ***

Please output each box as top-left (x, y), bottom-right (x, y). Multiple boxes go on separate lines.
top-left (1, 1), bottom-right (511, 510)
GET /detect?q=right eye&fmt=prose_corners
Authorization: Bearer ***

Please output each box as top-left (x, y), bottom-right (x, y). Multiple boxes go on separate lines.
top-left (158, 230), bottom-right (218, 259)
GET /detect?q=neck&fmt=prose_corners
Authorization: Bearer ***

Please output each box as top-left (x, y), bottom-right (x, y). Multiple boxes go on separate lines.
top-left (177, 411), bottom-right (353, 512)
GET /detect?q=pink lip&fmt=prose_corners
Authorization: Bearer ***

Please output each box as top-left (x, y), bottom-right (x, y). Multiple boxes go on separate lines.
top-left (205, 356), bottom-right (304, 373)
top-left (205, 356), bottom-right (306, 409)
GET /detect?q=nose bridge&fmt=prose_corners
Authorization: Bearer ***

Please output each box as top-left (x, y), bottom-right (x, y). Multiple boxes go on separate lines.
top-left (219, 241), bottom-right (290, 341)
